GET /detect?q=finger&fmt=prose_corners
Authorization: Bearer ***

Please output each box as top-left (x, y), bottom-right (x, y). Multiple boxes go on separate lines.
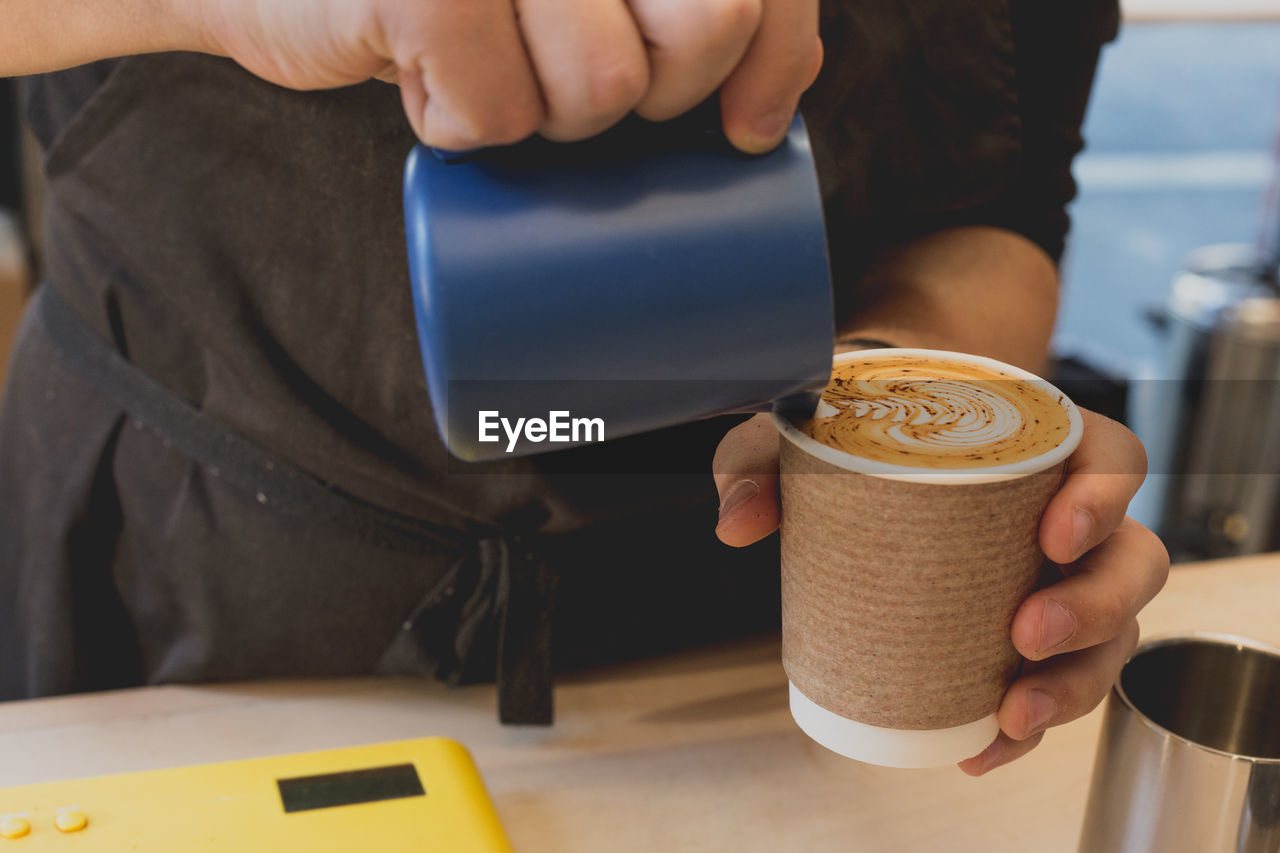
top-left (717, 0), bottom-right (822, 153)
top-left (393, 1), bottom-right (545, 148)
top-left (1040, 409), bottom-right (1147, 565)
top-left (516, 0), bottom-right (650, 141)
top-left (712, 413), bottom-right (781, 547)
top-left (1013, 519), bottom-right (1167, 660)
top-left (957, 731), bottom-right (1045, 777)
top-left (628, 0), bottom-right (762, 121)
top-left (999, 618), bottom-right (1140, 741)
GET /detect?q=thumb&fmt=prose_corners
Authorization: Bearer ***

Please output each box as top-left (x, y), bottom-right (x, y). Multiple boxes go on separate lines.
top-left (712, 413), bottom-right (782, 547)
top-left (718, 1), bottom-right (822, 155)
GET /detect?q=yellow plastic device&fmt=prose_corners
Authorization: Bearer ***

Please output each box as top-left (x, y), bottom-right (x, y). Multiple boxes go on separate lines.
top-left (0, 736), bottom-right (513, 851)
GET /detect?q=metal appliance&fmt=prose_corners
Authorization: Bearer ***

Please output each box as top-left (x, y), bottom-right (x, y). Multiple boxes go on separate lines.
top-left (1130, 243), bottom-right (1280, 559)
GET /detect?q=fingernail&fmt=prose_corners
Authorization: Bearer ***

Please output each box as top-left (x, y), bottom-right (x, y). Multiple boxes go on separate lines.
top-left (717, 479), bottom-right (759, 524)
top-left (742, 110), bottom-right (793, 152)
top-left (1025, 689), bottom-right (1060, 736)
top-left (1037, 599), bottom-right (1077, 655)
top-left (1070, 506), bottom-right (1094, 560)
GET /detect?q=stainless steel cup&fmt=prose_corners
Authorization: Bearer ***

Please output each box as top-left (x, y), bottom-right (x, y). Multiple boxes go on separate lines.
top-left (1078, 634), bottom-right (1280, 853)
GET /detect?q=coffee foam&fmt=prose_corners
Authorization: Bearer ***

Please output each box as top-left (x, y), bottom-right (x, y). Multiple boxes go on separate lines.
top-left (801, 353), bottom-right (1073, 470)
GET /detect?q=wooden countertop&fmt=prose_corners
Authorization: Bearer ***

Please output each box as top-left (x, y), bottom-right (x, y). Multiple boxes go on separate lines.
top-left (1, 553), bottom-right (1276, 852)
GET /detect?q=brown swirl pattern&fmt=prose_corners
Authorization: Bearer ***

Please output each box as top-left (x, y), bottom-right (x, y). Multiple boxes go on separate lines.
top-left (801, 355), bottom-right (1073, 469)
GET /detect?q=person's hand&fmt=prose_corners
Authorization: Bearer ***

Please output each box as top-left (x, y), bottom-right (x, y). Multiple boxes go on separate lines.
top-left (712, 407), bottom-right (1169, 774)
top-left (194, 0), bottom-right (822, 152)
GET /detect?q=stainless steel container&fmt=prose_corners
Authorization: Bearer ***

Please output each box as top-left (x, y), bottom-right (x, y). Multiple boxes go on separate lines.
top-left (1078, 634), bottom-right (1280, 853)
top-left (1129, 243), bottom-right (1280, 559)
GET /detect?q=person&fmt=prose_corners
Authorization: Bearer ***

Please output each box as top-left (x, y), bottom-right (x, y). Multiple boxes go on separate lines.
top-left (0, 0), bottom-right (1166, 777)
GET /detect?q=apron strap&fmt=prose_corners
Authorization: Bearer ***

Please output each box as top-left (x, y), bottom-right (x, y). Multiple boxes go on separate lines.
top-left (35, 284), bottom-right (556, 724)
top-left (402, 532), bottom-right (557, 725)
top-left (35, 284), bottom-right (458, 551)
top-left (494, 534), bottom-right (556, 725)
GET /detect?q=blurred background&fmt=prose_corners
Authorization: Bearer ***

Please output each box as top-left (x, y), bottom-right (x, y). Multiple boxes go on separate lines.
top-left (1056, 8), bottom-right (1279, 374)
top-left (0, 78), bottom-right (27, 390)
top-left (2, 1), bottom-right (1280, 560)
top-left (1053, 1), bottom-right (1280, 560)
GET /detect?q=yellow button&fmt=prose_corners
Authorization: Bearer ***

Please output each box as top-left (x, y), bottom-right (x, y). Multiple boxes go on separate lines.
top-left (0, 817), bottom-right (30, 839)
top-left (55, 811), bottom-right (88, 833)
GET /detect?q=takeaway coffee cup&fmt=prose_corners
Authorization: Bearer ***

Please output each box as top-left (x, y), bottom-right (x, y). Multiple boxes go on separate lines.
top-left (1078, 634), bottom-right (1280, 853)
top-left (403, 113), bottom-right (834, 462)
top-left (773, 348), bottom-right (1084, 768)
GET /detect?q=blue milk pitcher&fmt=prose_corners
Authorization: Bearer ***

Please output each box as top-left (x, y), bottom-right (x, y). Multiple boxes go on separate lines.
top-left (403, 111), bottom-right (834, 462)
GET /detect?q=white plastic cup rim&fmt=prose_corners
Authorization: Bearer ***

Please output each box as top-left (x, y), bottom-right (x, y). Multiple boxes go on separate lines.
top-left (789, 682), bottom-right (998, 768)
top-left (772, 347), bottom-right (1085, 485)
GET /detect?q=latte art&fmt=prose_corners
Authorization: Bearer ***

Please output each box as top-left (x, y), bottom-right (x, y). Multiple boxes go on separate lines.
top-left (801, 355), bottom-right (1073, 469)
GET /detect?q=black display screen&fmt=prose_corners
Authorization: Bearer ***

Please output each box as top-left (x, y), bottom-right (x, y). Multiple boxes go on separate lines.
top-left (277, 763), bottom-right (425, 813)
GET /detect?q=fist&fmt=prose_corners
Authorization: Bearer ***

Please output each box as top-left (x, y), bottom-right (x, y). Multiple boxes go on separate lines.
top-left (198, 0), bottom-right (823, 152)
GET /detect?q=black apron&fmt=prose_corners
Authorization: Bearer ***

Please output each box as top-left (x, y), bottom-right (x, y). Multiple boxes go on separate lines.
top-left (0, 0), bottom-right (1118, 721)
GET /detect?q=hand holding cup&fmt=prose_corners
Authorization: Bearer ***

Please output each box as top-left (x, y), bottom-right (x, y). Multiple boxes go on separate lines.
top-left (712, 349), bottom-right (1169, 772)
